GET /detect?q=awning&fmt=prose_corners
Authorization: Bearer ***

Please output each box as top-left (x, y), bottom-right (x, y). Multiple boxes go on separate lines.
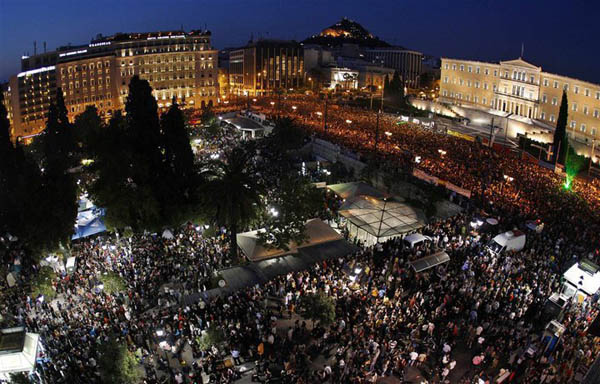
top-left (237, 218), bottom-right (343, 262)
top-left (327, 181), bottom-right (388, 200)
top-left (410, 251), bottom-right (450, 273)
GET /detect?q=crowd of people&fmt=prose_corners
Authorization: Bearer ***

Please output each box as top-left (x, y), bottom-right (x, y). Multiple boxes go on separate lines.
top-left (1, 94), bottom-right (599, 383)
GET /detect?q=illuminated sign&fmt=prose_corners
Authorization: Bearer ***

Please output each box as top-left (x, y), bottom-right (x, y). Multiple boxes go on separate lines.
top-left (89, 42), bottom-right (111, 47)
top-left (17, 66), bottom-right (55, 77)
top-left (58, 49), bottom-right (88, 58)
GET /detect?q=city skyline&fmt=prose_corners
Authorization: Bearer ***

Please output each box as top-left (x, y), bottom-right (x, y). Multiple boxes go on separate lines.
top-left (1, 0), bottom-right (600, 83)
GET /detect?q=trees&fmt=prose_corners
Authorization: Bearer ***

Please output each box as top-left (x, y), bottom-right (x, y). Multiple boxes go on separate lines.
top-left (553, 90), bottom-right (569, 165)
top-left (33, 89), bottom-right (79, 252)
top-left (201, 145), bottom-right (264, 259)
top-left (258, 175), bottom-right (324, 250)
top-left (267, 117), bottom-right (306, 152)
top-left (299, 292), bottom-right (336, 327)
top-left (98, 338), bottom-right (141, 384)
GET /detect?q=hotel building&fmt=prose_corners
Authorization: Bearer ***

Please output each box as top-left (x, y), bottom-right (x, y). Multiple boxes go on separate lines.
top-left (3, 30), bottom-right (219, 140)
top-left (440, 57), bottom-right (600, 145)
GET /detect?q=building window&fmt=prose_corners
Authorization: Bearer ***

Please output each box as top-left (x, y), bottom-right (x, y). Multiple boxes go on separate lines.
top-left (460, 65), bottom-right (464, 71)
top-left (581, 124), bottom-right (586, 133)
top-left (483, 97), bottom-right (487, 105)
top-left (468, 66), bottom-right (472, 73)
top-left (494, 70), bottom-right (498, 77)
top-left (552, 97), bottom-right (557, 106)
top-left (570, 121), bottom-right (576, 129)
top-left (572, 103), bottom-right (577, 112)
top-left (444, 76), bottom-right (448, 83)
top-left (452, 64), bottom-right (456, 70)
top-left (459, 79), bottom-right (464, 85)
top-left (543, 79), bottom-right (548, 86)
top-left (542, 95), bottom-right (547, 103)
top-left (574, 86), bottom-right (579, 94)
top-left (467, 80), bottom-right (471, 87)
top-left (584, 106), bottom-right (588, 115)
top-left (553, 81), bottom-right (558, 88)
top-left (444, 63), bottom-right (449, 70)
top-left (591, 127), bottom-right (596, 136)
top-left (476, 67), bottom-right (480, 74)
top-left (484, 68), bottom-right (489, 75)
top-left (585, 88), bottom-right (590, 97)
top-left (530, 76), bottom-right (534, 83)
top-left (540, 112), bottom-right (546, 120)
top-left (442, 90), bottom-right (448, 96)
top-left (483, 83), bottom-right (488, 90)
top-left (596, 91), bottom-right (600, 100)
top-left (564, 83), bottom-right (569, 91)
top-left (550, 115), bottom-right (555, 122)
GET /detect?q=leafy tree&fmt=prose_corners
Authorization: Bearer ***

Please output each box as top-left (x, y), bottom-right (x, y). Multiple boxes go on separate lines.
top-left (299, 292), bottom-right (336, 327)
top-left (201, 145), bottom-right (264, 260)
top-left (268, 117), bottom-right (306, 152)
top-left (98, 338), bottom-right (141, 384)
top-left (89, 112), bottom-right (161, 231)
top-left (101, 271), bottom-right (126, 294)
top-left (258, 176), bottom-right (324, 250)
top-left (162, 101), bottom-right (195, 182)
top-left (74, 105), bottom-right (103, 152)
top-left (196, 325), bottom-right (225, 350)
top-left (30, 266), bottom-right (57, 300)
top-left (37, 89), bottom-right (79, 250)
top-left (553, 91), bottom-right (569, 165)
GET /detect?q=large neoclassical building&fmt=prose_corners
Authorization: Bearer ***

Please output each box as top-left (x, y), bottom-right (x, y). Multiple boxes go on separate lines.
top-left (439, 57), bottom-right (600, 146)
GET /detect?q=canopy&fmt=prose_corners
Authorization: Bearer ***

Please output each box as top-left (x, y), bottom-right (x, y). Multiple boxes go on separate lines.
top-left (328, 182), bottom-right (388, 200)
top-left (162, 229), bottom-right (174, 239)
top-left (410, 251), bottom-right (450, 273)
top-left (563, 260), bottom-right (600, 296)
top-left (237, 218), bottom-right (343, 262)
top-left (0, 327), bottom-right (39, 380)
top-left (339, 196), bottom-right (426, 245)
top-left (404, 233), bottom-right (430, 247)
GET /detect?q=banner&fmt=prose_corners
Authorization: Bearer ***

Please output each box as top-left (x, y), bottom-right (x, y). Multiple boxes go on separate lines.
top-left (413, 169), bottom-right (471, 198)
top-left (413, 168), bottom-right (439, 185)
top-left (444, 182), bottom-right (472, 198)
top-left (447, 129), bottom-right (475, 142)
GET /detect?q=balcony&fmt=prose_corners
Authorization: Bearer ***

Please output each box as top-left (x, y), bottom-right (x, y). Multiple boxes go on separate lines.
top-left (493, 90), bottom-right (539, 104)
top-left (499, 75), bottom-right (539, 86)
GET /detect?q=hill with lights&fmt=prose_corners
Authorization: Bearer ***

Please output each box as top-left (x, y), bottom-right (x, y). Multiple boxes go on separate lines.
top-left (303, 17), bottom-right (392, 48)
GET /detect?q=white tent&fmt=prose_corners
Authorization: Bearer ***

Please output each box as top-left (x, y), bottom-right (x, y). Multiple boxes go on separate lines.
top-left (0, 327), bottom-right (40, 380)
top-left (237, 218), bottom-right (343, 262)
top-left (162, 229), bottom-right (174, 240)
top-left (339, 196), bottom-right (426, 246)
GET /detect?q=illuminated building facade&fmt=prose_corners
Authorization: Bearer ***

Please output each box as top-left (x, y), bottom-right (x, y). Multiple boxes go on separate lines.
top-left (440, 57), bottom-right (600, 144)
top-left (4, 30), bottom-right (218, 140)
top-left (364, 48), bottom-right (423, 88)
top-left (229, 40), bottom-right (304, 96)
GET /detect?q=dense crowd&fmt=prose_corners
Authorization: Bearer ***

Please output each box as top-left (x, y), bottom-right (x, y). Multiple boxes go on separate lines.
top-left (1, 95), bottom-right (599, 383)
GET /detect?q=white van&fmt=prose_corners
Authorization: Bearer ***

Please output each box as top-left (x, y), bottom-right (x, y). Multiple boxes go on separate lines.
top-left (487, 230), bottom-right (526, 254)
top-left (403, 233), bottom-right (432, 248)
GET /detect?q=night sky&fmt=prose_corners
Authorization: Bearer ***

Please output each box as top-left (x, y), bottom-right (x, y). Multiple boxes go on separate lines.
top-left (1, 0), bottom-right (598, 83)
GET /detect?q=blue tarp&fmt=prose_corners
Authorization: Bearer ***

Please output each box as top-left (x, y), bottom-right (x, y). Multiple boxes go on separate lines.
top-left (72, 208), bottom-right (107, 240)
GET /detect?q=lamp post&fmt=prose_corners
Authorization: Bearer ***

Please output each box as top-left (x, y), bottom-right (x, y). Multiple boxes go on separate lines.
top-left (324, 92), bottom-right (329, 133)
top-left (588, 139), bottom-right (596, 175)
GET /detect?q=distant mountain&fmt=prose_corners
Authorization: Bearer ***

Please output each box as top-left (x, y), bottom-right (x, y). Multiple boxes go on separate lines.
top-left (303, 17), bottom-right (392, 48)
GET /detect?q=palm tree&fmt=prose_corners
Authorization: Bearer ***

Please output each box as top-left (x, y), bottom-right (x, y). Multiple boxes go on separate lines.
top-left (201, 145), bottom-right (264, 260)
